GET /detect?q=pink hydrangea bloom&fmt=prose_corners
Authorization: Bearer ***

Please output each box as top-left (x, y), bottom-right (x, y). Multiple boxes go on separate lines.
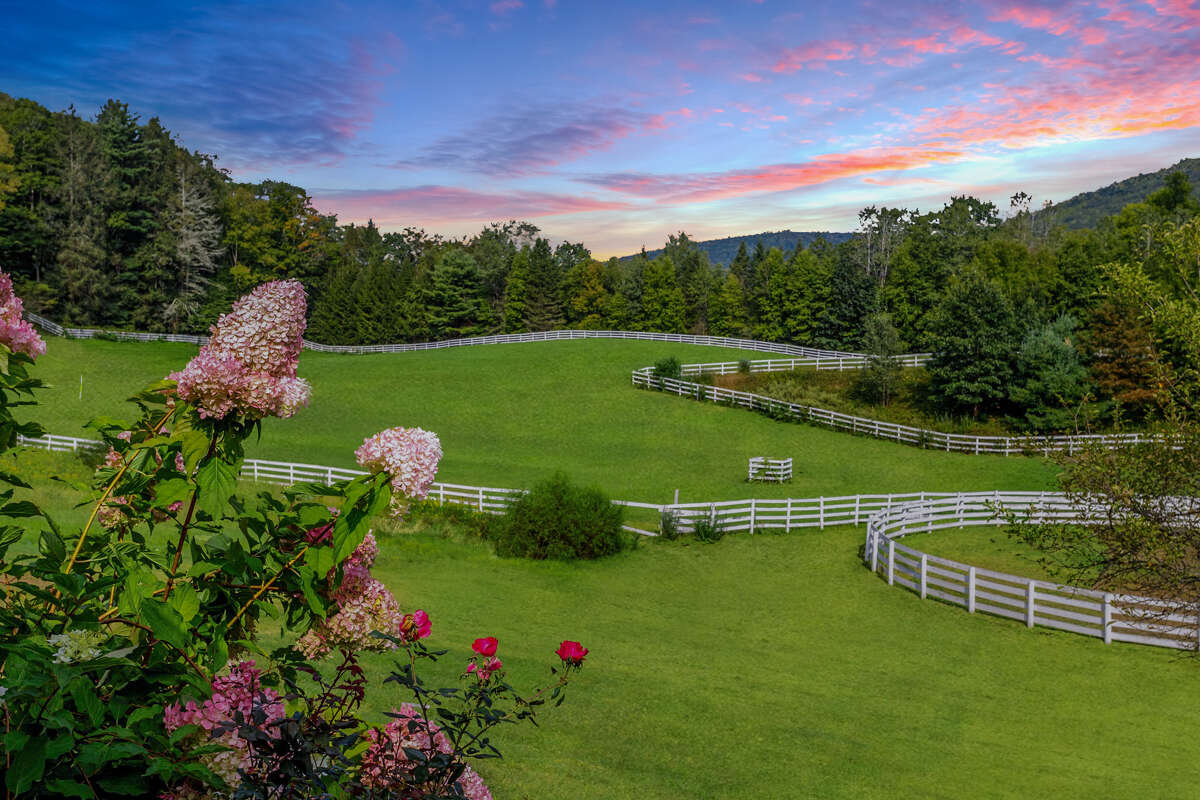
top-left (169, 280), bottom-right (310, 420)
top-left (355, 427), bottom-right (442, 501)
top-left (359, 704), bottom-right (493, 800)
top-left (295, 533), bottom-right (412, 659)
top-left (0, 271), bottom-right (45, 359)
top-left (163, 661), bottom-right (285, 793)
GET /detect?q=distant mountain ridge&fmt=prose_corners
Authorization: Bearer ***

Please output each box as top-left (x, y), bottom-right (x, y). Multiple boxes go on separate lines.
top-left (619, 230), bottom-right (853, 266)
top-left (1042, 157), bottom-right (1200, 229)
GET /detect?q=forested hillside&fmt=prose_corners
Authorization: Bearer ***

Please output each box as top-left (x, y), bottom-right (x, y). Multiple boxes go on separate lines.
top-left (1039, 157), bottom-right (1200, 229)
top-left (620, 230), bottom-right (852, 267)
top-left (1, 93), bottom-right (1198, 433)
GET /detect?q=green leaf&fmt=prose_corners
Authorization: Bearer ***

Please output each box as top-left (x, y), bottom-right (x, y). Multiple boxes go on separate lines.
top-left (6, 735), bottom-right (46, 793)
top-left (118, 566), bottom-right (157, 618)
top-left (168, 584), bottom-right (200, 623)
top-left (140, 599), bottom-right (189, 654)
top-left (296, 564), bottom-right (327, 617)
top-left (39, 528), bottom-right (66, 563)
top-left (44, 779), bottom-right (94, 799)
top-left (177, 427), bottom-right (212, 476)
top-left (207, 632), bottom-right (229, 673)
top-left (68, 678), bottom-right (105, 726)
top-left (196, 457), bottom-right (237, 517)
top-left (0, 468), bottom-right (31, 488)
top-left (96, 775), bottom-right (149, 795)
top-left (1, 499), bottom-right (40, 517)
top-left (152, 478), bottom-right (193, 509)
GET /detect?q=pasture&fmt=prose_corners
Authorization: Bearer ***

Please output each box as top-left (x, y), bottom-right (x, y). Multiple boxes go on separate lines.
top-left (13, 333), bottom-right (1196, 799)
top-left (30, 338), bottom-right (1056, 504)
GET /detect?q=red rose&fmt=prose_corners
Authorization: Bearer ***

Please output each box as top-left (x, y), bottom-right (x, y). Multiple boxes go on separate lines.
top-left (472, 636), bottom-right (498, 656)
top-left (555, 640), bottom-right (588, 666)
top-left (467, 657), bottom-right (503, 682)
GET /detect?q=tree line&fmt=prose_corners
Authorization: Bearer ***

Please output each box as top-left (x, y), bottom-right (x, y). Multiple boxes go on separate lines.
top-left (1, 94), bottom-right (1197, 430)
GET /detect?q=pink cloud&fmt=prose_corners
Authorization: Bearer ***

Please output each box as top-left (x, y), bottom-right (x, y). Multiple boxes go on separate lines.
top-left (490, 0), bottom-right (523, 14)
top-left (580, 146), bottom-right (966, 204)
top-left (738, 72), bottom-right (764, 82)
top-left (771, 40), bottom-right (856, 72)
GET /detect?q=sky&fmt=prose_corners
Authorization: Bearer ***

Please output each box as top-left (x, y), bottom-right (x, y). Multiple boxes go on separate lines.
top-left (5, 0), bottom-right (1200, 256)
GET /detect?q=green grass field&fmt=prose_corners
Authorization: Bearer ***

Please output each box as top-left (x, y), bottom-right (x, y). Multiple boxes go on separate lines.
top-left (29, 337), bottom-right (1057, 505)
top-left (352, 519), bottom-right (1199, 799)
top-left (16, 334), bottom-right (1195, 799)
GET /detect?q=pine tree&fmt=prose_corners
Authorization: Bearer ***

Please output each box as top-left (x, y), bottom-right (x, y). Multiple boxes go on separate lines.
top-left (427, 248), bottom-right (485, 338)
top-left (523, 238), bottom-right (564, 331)
top-left (640, 255), bottom-right (686, 332)
top-left (729, 241), bottom-right (750, 284)
top-left (708, 271), bottom-right (747, 336)
top-left (503, 248), bottom-right (530, 333)
top-left (162, 157), bottom-right (223, 332)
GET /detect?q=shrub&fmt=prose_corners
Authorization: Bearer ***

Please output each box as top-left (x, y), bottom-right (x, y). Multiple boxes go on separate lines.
top-left (659, 509), bottom-right (681, 540)
top-left (653, 356), bottom-right (682, 380)
top-left (489, 472), bottom-right (625, 559)
top-left (738, 359), bottom-right (751, 374)
top-left (692, 512), bottom-right (726, 543)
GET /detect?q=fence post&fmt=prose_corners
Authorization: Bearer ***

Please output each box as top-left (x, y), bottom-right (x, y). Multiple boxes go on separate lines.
top-left (919, 554), bottom-right (927, 598)
top-left (1103, 594), bottom-right (1113, 644)
top-left (819, 496), bottom-right (825, 530)
top-left (478, 487), bottom-right (484, 512)
top-left (438, 485), bottom-right (445, 506)
top-left (785, 497), bottom-right (792, 531)
top-left (253, 461), bottom-right (259, 482)
top-left (749, 500), bottom-right (756, 534)
top-left (870, 528), bottom-right (879, 572)
top-left (887, 541), bottom-right (895, 585)
top-left (854, 495), bottom-right (861, 524)
top-left (289, 463), bottom-right (295, 484)
top-left (1025, 581), bottom-right (1036, 627)
top-left (967, 567), bottom-right (976, 612)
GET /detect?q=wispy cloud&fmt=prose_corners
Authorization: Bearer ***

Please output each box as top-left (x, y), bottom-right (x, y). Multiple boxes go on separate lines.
top-left (312, 185), bottom-right (632, 225)
top-left (388, 104), bottom-right (677, 176)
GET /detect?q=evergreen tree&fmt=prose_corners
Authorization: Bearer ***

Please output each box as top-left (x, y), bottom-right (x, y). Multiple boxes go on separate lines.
top-left (855, 312), bottom-right (904, 406)
top-left (524, 237), bottom-right (564, 330)
top-left (427, 248), bottom-right (485, 338)
top-left (729, 241), bottom-right (750, 284)
top-left (640, 255), bottom-right (686, 332)
top-left (162, 156), bottom-right (223, 331)
top-left (819, 242), bottom-right (877, 348)
top-left (708, 271), bottom-right (747, 336)
top-left (503, 247), bottom-right (530, 333)
top-left (1010, 315), bottom-right (1094, 432)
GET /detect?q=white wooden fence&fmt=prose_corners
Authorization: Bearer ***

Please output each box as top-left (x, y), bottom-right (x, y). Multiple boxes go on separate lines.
top-left (863, 493), bottom-right (1200, 651)
top-left (24, 311), bottom-right (892, 360)
top-left (748, 457), bottom-right (792, 482)
top-left (633, 367), bottom-right (1148, 456)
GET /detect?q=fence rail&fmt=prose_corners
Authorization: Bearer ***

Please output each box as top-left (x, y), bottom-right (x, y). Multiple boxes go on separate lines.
top-left (862, 493), bottom-right (1200, 651)
top-left (24, 310), bottom-right (901, 360)
top-left (634, 367), bottom-right (1147, 456)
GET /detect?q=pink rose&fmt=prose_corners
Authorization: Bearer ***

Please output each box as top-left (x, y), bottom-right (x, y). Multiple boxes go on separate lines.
top-left (471, 636), bottom-right (498, 657)
top-left (399, 610), bottom-right (432, 642)
top-left (555, 640), bottom-right (588, 666)
top-left (467, 657), bottom-right (503, 683)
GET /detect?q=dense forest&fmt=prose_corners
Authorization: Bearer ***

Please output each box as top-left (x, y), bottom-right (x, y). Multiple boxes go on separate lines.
top-left (1, 93), bottom-right (1198, 432)
top-left (619, 229), bottom-right (853, 267)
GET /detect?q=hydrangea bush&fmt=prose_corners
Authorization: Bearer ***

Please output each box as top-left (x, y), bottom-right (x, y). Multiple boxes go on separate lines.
top-left (0, 275), bottom-right (587, 798)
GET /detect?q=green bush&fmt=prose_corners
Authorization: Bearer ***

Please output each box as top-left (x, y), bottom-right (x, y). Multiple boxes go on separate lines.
top-left (692, 513), bottom-right (726, 543)
top-left (489, 473), bottom-right (626, 559)
top-left (653, 356), bottom-right (682, 380)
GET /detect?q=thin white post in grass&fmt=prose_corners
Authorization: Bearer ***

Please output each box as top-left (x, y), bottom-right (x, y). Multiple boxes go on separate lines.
top-left (1025, 581), bottom-right (1036, 628)
top-left (819, 496), bottom-right (825, 530)
top-left (854, 495), bottom-right (861, 524)
top-left (887, 540), bottom-right (895, 585)
top-left (785, 497), bottom-right (793, 530)
top-left (438, 485), bottom-right (445, 506)
top-left (967, 567), bottom-right (977, 612)
top-left (289, 463), bottom-right (295, 484)
top-left (477, 487), bottom-right (485, 512)
top-left (1102, 593), bottom-right (1113, 643)
top-left (919, 554), bottom-right (928, 598)
top-left (870, 528), bottom-right (879, 572)
top-left (749, 499), bottom-right (756, 534)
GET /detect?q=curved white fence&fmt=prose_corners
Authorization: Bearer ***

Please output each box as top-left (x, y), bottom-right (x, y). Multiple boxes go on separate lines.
top-left (863, 493), bottom-right (1199, 651)
top-left (633, 366), bottom-right (1147, 456)
top-left (24, 311), bottom-right (884, 360)
top-left (21, 435), bottom-right (1194, 650)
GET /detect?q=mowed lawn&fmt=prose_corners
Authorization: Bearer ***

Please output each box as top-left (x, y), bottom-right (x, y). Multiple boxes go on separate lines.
top-left (30, 337), bottom-right (1056, 504)
top-left (354, 523), bottom-right (1197, 799)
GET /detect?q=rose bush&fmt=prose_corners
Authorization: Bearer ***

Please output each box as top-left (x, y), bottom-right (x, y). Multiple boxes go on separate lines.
top-left (0, 275), bottom-right (587, 798)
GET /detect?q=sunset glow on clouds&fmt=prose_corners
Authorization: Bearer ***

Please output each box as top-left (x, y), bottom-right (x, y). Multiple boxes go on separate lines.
top-left (6, 0), bottom-right (1200, 255)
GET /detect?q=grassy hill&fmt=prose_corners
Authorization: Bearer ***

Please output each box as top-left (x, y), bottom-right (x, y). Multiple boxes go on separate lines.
top-left (620, 229), bottom-right (853, 267)
top-left (1041, 157), bottom-right (1200, 229)
top-left (29, 337), bottom-right (1054, 506)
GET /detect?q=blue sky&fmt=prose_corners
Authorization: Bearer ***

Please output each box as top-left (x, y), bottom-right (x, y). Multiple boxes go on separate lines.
top-left (5, 0), bottom-right (1200, 255)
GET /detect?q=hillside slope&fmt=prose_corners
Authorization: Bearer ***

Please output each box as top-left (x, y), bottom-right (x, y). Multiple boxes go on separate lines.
top-left (1042, 157), bottom-right (1200, 229)
top-left (620, 229), bottom-right (853, 266)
